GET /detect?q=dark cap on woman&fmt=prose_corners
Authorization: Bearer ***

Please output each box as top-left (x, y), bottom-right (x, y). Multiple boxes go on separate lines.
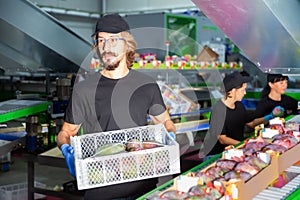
top-left (223, 71), bottom-right (252, 92)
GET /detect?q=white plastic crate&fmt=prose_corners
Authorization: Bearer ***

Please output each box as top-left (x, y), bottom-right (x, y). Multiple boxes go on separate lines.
top-left (0, 182), bottom-right (46, 200)
top-left (70, 124), bottom-right (180, 190)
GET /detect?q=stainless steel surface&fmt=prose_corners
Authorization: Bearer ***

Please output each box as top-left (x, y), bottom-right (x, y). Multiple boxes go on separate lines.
top-left (192, 0), bottom-right (300, 75)
top-left (0, 99), bottom-right (47, 114)
top-left (0, 0), bottom-right (91, 75)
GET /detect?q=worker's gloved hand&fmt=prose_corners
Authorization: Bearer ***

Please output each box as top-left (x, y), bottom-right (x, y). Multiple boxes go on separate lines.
top-left (264, 113), bottom-right (274, 122)
top-left (165, 132), bottom-right (176, 145)
top-left (168, 132), bottom-right (176, 140)
top-left (61, 144), bottom-right (76, 178)
top-left (264, 106), bottom-right (285, 121)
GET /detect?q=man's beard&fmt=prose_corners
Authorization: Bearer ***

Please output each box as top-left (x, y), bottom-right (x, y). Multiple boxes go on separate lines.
top-left (100, 52), bottom-right (121, 71)
top-left (103, 60), bottom-right (121, 71)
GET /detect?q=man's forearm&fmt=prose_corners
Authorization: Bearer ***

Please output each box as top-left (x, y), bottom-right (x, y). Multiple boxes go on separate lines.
top-left (246, 117), bottom-right (267, 128)
top-left (219, 135), bottom-right (240, 146)
top-left (164, 119), bottom-right (176, 134)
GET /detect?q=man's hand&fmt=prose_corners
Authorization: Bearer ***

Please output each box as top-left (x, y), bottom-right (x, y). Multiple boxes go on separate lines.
top-left (61, 144), bottom-right (76, 178)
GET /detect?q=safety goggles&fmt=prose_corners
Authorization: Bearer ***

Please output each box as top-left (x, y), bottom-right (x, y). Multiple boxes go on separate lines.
top-left (93, 37), bottom-right (125, 47)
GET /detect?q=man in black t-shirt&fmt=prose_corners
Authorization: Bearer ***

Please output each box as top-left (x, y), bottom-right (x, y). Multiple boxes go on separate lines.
top-left (65, 70), bottom-right (168, 134)
top-left (57, 14), bottom-right (176, 200)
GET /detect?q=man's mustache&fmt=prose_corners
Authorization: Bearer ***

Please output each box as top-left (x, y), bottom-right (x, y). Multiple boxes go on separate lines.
top-left (100, 52), bottom-right (117, 58)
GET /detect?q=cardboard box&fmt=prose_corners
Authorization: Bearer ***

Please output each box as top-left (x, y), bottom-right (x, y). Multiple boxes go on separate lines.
top-left (210, 144), bottom-right (300, 199)
top-left (277, 143), bottom-right (300, 173)
top-left (235, 156), bottom-right (279, 200)
top-left (170, 156), bottom-right (278, 200)
top-left (155, 142), bottom-right (300, 200)
top-left (197, 45), bottom-right (219, 62)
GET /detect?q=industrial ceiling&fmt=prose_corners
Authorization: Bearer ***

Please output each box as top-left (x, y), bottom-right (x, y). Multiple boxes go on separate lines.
top-left (0, 0), bottom-right (91, 76)
top-left (1, 0), bottom-right (300, 77)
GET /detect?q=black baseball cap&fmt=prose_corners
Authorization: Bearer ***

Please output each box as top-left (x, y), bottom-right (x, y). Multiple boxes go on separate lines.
top-left (223, 71), bottom-right (252, 92)
top-left (92, 14), bottom-right (130, 37)
top-left (267, 73), bottom-right (288, 83)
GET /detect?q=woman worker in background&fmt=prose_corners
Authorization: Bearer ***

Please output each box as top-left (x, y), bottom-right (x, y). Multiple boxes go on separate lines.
top-left (201, 71), bottom-right (255, 159)
top-left (254, 73), bottom-right (299, 121)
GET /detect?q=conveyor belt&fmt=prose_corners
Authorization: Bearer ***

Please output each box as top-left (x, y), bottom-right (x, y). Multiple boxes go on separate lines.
top-left (175, 119), bottom-right (209, 133)
top-left (147, 109), bottom-right (211, 121)
top-left (253, 166), bottom-right (300, 200)
top-left (169, 109), bottom-right (211, 118)
top-left (176, 123), bottom-right (209, 133)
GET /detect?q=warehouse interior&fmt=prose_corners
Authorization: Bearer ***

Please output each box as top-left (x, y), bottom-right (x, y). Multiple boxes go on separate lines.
top-left (1, 0), bottom-right (300, 199)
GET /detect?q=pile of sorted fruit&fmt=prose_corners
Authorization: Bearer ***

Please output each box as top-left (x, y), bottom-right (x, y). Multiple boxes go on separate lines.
top-left (147, 121), bottom-right (300, 200)
top-left (93, 139), bottom-right (164, 157)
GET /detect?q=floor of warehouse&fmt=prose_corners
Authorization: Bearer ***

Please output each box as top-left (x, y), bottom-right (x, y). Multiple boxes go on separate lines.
top-left (0, 153), bottom-right (72, 186)
top-left (0, 150), bottom-right (74, 200)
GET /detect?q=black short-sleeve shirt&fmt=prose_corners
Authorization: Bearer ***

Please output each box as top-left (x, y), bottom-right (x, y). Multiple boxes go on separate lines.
top-left (203, 100), bottom-right (255, 155)
top-left (254, 95), bottom-right (298, 118)
top-left (64, 70), bottom-right (166, 199)
top-left (64, 69), bottom-right (166, 134)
